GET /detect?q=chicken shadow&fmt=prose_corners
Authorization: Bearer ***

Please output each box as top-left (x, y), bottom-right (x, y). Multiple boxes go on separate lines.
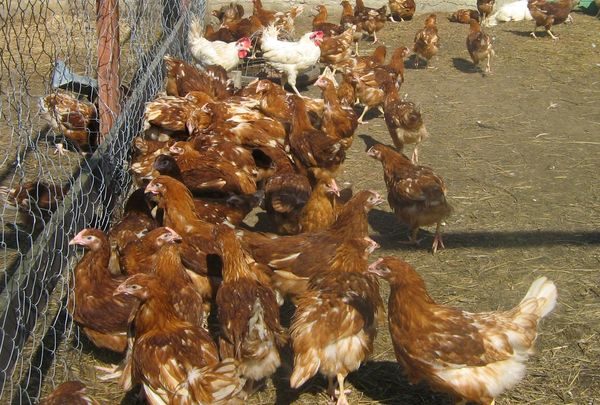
top-left (367, 209), bottom-right (437, 252)
top-left (358, 134), bottom-right (388, 151)
top-left (452, 57), bottom-right (480, 74)
top-left (270, 343), bottom-right (329, 405)
top-left (406, 55), bottom-right (432, 70)
top-left (347, 361), bottom-right (453, 404)
top-left (506, 29), bottom-right (537, 38)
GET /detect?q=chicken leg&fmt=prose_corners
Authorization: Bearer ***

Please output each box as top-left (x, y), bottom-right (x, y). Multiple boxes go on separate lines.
top-left (546, 29), bottom-right (559, 40)
top-left (431, 222), bottom-right (445, 253)
top-left (335, 373), bottom-right (350, 405)
top-left (411, 146), bottom-right (419, 164)
top-left (291, 84), bottom-right (304, 97)
top-left (357, 106), bottom-right (370, 124)
top-left (371, 32), bottom-right (379, 44)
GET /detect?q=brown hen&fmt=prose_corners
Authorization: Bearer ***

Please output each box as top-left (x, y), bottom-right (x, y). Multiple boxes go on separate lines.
top-left (477, 0), bottom-right (496, 25)
top-left (287, 95), bottom-right (346, 179)
top-left (214, 225), bottom-right (287, 392)
top-left (115, 273), bottom-right (245, 405)
top-left (68, 229), bottom-right (137, 353)
top-left (389, 0), bottom-right (416, 21)
top-left (312, 5), bottom-right (344, 37)
top-left (40, 381), bottom-right (99, 405)
top-left (314, 76), bottom-right (358, 149)
top-left (369, 257), bottom-right (557, 405)
top-left (449, 9), bottom-right (481, 23)
top-left (290, 236), bottom-right (383, 404)
top-left (0, 180), bottom-right (69, 230)
top-left (339, 1), bottom-right (363, 54)
top-left (39, 90), bottom-right (98, 155)
top-left (355, 0), bottom-right (387, 44)
top-left (413, 14), bottom-right (440, 68)
top-left (367, 144), bottom-right (452, 253)
top-left (528, 0), bottom-right (575, 39)
top-left (467, 19), bottom-right (495, 73)
top-left (381, 80), bottom-right (429, 163)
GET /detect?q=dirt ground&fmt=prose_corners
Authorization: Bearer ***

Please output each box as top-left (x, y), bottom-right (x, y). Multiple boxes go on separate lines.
top-left (29, 9), bottom-right (600, 405)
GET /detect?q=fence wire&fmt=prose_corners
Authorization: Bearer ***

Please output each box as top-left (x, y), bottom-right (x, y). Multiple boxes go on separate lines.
top-left (0, 0), bottom-right (203, 402)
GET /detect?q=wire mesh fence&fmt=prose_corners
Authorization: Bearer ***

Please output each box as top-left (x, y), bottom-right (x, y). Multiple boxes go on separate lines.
top-left (0, 0), bottom-right (203, 402)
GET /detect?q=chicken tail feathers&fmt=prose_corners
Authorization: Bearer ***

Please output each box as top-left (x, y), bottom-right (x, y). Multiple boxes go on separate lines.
top-left (519, 276), bottom-right (557, 319)
top-left (263, 23), bottom-right (279, 38)
top-left (172, 358), bottom-right (246, 404)
top-left (290, 351), bottom-right (320, 388)
top-left (188, 17), bottom-right (205, 50)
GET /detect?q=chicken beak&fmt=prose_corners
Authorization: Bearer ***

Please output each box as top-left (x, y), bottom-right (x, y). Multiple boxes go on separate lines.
top-left (370, 191), bottom-right (385, 206)
top-left (366, 146), bottom-right (376, 157)
top-left (329, 179), bottom-right (340, 197)
top-left (144, 182), bottom-right (158, 195)
top-left (68, 230), bottom-right (86, 246)
top-left (113, 283), bottom-right (127, 296)
top-left (256, 81), bottom-right (269, 93)
top-left (367, 258), bottom-right (388, 277)
top-left (365, 237), bottom-right (380, 253)
top-left (164, 227), bottom-right (183, 242)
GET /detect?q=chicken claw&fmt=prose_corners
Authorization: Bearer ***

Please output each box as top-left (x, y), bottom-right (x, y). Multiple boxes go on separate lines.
top-left (53, 143), bottom-right (66, 156)
top-left (95, 364), bottom-right (122, 381)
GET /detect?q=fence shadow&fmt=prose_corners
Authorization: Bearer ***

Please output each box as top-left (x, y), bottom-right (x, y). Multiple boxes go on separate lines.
top-left (368, 208), bottom-right (600, 250)
top-left (348, 361), bottom-right (453, 404)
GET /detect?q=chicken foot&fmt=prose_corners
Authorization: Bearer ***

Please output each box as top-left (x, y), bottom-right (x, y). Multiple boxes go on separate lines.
top-left (95, 364), bottom-right (122, 380)
top-left (53, 143), bottom-right (67, 156)
top-left (407, 227), bottom-right (425, 246)
top-left (326, 375), bottom-right (351, 405)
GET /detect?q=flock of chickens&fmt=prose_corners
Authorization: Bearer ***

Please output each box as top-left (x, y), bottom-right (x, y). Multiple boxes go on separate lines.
top-left (27, 0), bottom-right (581, 404)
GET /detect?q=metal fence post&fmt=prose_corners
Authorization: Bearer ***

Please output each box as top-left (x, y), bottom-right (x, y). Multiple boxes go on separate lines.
top-left (96, 0), bottom-right (121, 140)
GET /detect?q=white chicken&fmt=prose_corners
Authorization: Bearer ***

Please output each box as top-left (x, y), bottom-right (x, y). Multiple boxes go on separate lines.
top-left (188, 18), bottom-right (251, 71)
top-left (260, 25), bottom-right (324, 96)
top-left (487, 0), bottom-right (533, 26)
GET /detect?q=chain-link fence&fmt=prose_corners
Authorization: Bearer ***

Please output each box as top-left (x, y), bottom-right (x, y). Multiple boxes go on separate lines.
top-left (0, 0), bottom-right (203, 402)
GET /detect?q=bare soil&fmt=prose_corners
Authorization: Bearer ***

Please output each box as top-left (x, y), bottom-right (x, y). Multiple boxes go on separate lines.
top-left (30, 9), bottom-right (600, 405)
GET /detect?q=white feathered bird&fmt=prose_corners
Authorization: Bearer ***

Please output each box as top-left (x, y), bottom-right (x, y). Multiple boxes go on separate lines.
top-left (260, 25), bottom-right (324, 96)
top-left (188, 18), bottom-right (251, 71)
top-left (486, 0), bottom-right (533, 26)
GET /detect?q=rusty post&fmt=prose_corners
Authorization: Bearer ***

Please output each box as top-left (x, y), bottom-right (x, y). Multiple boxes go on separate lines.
top-left (96, 0), bottom-right (121, 141)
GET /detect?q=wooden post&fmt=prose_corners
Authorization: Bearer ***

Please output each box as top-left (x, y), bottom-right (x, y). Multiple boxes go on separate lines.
top-left (96, 0), bottom-right (121, 141)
